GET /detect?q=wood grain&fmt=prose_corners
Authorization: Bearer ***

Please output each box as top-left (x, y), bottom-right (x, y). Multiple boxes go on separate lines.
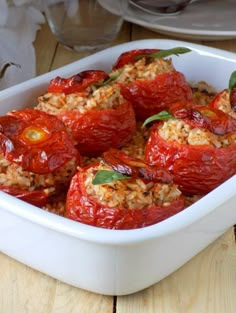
top-left (116, 228), bottom-right (236, 313)
top-left (0, 254), bottom-right (114, 313)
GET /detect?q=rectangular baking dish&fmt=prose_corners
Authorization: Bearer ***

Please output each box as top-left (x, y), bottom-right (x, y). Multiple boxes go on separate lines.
top-left (0, 39), bottom-right (236, 296)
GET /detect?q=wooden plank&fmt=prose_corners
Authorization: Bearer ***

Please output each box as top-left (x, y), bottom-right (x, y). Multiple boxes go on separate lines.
top-left (0, 253), bottom-right (114, 313)
top-left (34, 23), bottom-right (58, 76)
top-left (116, 228), bottom-right (236, 313)
top-left (0, 254), bottom-right (56, 313)
top-left (51, 281), bottom-right (113, 313)
top-left (201, 40), bottom-right (236, 53)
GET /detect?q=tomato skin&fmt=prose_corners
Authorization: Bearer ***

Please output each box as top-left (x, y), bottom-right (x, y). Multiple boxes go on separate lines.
top-left (66, 164), bottom-right (185, 230)
top-left (112, 49), bottom-right (159, 69)
top-left (103, 148), bottom-right (172, 183)
top-left (0, 186), bottom-right (48, 207)
top-left (59, 99), bottom-right (136, 156)
top-left (169, 101), bottom-right (236, 135)
top-left (120, 71), bottom-right (193, 121)
top-left (0, 109), bottom-right (79, 174)
top-left (145, 124), bottom-right (236, 195)
top-left (47, 70), bottom-right (109, 94)
top-left (210, 88), bottom-right (236, 113)
top-left (209, 90), bottom-right (227, 109)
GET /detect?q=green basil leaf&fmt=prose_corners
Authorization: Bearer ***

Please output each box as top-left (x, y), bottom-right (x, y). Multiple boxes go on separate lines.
top-left (94, 69), bottom-right (124, 87)
top-left (135, 47), bottom-right (191, 61)
top-left (228, 71), bottom-right (236, 91)
top-left (142, 111), bottom-right (173, 128)
top-left (92, 170), bottom-right (129, 185)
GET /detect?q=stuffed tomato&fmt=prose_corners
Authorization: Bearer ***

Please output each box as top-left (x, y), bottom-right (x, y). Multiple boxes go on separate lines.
top-left (145, 105), bottom-right (236, 195)
top-left (0, 109), bottom-right (80, 208)
top-left (209, 71), bottom-right (236, 118)
top-left (111, 48), bottom-right (193, 121)
top-left (209, 89), bottom-right (236, 120)
top-left (37, 70), bottom-right (136, 156)
top-left (66, 149), bottom-right (185, 230)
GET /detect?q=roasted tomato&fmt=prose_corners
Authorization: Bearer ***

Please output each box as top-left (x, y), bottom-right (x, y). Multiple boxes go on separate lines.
top-left (66, 154), bottom-right (185, 229)
top-left (111, 48), bottom-right (192, 121)
top-left (209, 72), bottom-right (236, 115)
top-left (47, 70), bottom-right (109, 94)
top-left (0, 186), bottom-right (49, 207)
top-left (120, 71), bottom-right (193, 121)
top-left (54, 90), bottom-right (136, 157)
top-left (112, 49), bottom-right (159, 69)
top-left (209, 89), bottom-right (236, 119)
top-left (37, 70), bottom-right (136, 157)
top-left (145, 119), bottom-right (236, 195)
top-left (0, 109), bottom-right (79, 174)
top-left (168, 101), bottom-right (236, 135)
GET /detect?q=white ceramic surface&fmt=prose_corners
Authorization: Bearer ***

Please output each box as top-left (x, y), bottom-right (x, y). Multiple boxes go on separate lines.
top-left (0, 39), bottom-right (236, 296)
top-left (104, 0), bottom-right (236, 40)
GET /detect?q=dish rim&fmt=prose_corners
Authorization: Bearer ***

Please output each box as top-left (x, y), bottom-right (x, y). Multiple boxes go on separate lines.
top-left (1, 38), bottom-right (236, 245)
top-left (1, 175), bottom-right (236, 245)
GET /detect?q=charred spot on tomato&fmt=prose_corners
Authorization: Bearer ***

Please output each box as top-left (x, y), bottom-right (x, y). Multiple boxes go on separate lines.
top-left (20, 126), bottom-right (50, 145)
top-left (47, 70), bottom-right (109, 94)
top-left (112, 49), bottom-right (159, 69)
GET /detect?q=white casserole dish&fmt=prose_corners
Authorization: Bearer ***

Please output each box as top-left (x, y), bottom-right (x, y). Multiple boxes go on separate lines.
top-left (0, 39), bottom-right (236, 296)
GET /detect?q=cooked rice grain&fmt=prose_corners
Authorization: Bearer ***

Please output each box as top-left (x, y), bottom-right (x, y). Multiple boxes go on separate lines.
top-left (212, 90), bottom-right (236, 119)
top-left (84, 163), bottom-right (181, 210)
top-left (37, 84), bottom-right (123, 114)
top-left (159, 119), bottom-right (236, 148)
top-left (0, 154), bottom-right (77, 192)
top-left (113, 57), bottom-right (174, 84)
top-left (121, 122), bottom-right (150, 159)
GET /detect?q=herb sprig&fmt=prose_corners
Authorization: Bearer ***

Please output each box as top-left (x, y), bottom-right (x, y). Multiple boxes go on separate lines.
top-left (135, 47), bottom-right (191, 61)
top-left (228, 71), bottom-right (236, 92)
top-left (94, 69), bottom-right (124, 87)
top-left (92, 170), bottom-right (129, 185)
top-left (142, 111), bottom-right (173, 128)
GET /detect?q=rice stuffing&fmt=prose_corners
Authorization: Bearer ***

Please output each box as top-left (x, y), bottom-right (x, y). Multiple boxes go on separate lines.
top-left (158, 119), bottom-right (236, 148)
top-left (113, 57), bottom-right (175, 84)
top-left (0, 154), bottom-right (78, 193)
top-left (84, 163), bottom-right (181, 210)
top-left (37, 83), bottom-right (124, 114)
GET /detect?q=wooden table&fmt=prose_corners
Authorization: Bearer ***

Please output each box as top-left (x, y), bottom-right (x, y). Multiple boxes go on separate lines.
top-left (1, 21), bottom-right (236, 313)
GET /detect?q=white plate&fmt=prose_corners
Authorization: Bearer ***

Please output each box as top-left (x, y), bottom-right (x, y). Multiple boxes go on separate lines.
top-left (103, 0), bottom-right (236, 40)
top-left (0, 39), bottom-right (236, 296)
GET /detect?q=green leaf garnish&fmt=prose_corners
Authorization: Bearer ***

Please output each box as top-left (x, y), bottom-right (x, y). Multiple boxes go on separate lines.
top-left (142, 111), bottom-right (173, 128)
top-left (94, 69), bottom-right (124, 87)
top-left (135, 47), bottom-right (191, 61)
top-left (92, 170), bottom-right (129, 185)
top-left (228, 71), bottom-right (236, 92)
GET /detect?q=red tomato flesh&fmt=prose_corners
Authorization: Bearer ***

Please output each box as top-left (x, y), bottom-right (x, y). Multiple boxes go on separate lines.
top-left (0, 109), bottom-right (79, 174)
top-left (145, 123), bottom-right (236, 195)
top-left (66, 163), bottom-right (185, 230)
top-left (47, 70), bottom-right (109, 94)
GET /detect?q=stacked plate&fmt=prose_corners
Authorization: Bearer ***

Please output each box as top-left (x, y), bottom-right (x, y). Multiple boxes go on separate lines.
top-left (101, 0), bottom-right (236, 40)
